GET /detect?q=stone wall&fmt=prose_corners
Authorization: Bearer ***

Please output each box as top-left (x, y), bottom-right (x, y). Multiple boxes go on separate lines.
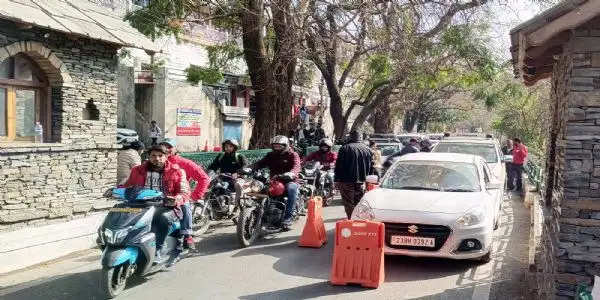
top-left (0, 20), bottom-right (119, 231)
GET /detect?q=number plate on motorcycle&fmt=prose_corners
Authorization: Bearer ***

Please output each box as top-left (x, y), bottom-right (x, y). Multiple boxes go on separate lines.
top-left (390, 236), bottom-right (435, 247)
top-left (109, 207), bottom-right (143, 213)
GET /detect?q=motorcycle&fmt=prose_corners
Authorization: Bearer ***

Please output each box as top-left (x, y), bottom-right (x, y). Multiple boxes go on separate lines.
top-left (98, 188), bottom-right (184, 298)
top-left (300, 161), bottom-right (335, 206)
top-left (191, 172), bottom-right (240, 234)
top-left (236, 169), bottom-right (300, 247)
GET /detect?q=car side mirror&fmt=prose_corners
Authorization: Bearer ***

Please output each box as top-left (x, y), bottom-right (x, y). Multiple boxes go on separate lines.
top-left (486, 182), bottom-right (502, 190)
top-left (502, 155), bottom-right (513, 163)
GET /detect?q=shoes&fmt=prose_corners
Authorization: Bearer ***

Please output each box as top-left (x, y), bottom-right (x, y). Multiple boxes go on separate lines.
top-left (166, 249), bottom-right (182, 268)
top-left (183, 236), bottom-right (196, 250)
top-left (154, 250), bottom-right (166, 265)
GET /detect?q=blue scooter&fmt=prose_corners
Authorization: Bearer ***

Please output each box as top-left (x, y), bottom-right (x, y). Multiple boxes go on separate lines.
top-left (97, 188), bottom-right (182, 298)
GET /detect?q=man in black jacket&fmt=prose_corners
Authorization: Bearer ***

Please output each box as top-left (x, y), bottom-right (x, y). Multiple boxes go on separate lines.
top-left (207, 139), bottom-right (248, 174)
top-left (334, 130), bottom-right (373, 219)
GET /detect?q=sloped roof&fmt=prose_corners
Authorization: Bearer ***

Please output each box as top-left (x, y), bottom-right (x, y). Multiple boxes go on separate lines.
top-left (0, 0), bottom-right (159, 53)
top-left (510, 0), bottom-right (600, 85)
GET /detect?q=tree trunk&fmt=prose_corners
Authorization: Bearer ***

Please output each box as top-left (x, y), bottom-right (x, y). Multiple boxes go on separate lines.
top-left (350, 82), bottom-right (394, 132)
top-left (403, 110), bottom-right (419, 132)
top-left (373, 105), bottom-right (393, 133)
top-left (242, 0), bottom-right (296, 148)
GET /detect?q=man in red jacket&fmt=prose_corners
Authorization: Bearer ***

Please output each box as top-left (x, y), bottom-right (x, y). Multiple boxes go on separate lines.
top-left (511, 137), bottom-right (529, 193)
top-left (252, 136), bottom-right (301, 228)
top-left (121, 144), bottom-right (190, 264)
top-left (160, 138), bottom-right (209, 250)
top-left (303, 138), bottom-right (337, 168)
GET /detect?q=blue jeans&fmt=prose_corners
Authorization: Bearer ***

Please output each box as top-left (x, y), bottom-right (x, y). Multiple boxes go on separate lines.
top-left (181, 202), bottom-right (192, 235)
top-left (284, 182), bottom-right (299, 222)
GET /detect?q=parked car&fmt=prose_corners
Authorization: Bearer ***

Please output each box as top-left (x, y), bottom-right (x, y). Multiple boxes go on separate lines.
top-left (352, 153), bottom-right (503, 263)
top-left (376, 142), bottom-right (403, 162)
top-left (431, 137), bottom-right (509, 189)
top-left (116, 128), bottom-right (139, 145)
top-left (397, 133), bottom-right (425, 145)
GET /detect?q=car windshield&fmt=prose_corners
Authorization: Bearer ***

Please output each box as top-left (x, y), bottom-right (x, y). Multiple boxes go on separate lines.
top-left (378, 144), bottom-right (401, 156)
top-left (381, 161), bottom-right (481, 192)
top-left (432, 143), bottom-right (498, 163)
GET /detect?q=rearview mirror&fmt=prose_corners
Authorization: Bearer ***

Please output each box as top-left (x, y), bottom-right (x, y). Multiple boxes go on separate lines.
top-left (486, 182), bottom-right (502, 190)
top-left (502, 155), bottom-right (513, 163)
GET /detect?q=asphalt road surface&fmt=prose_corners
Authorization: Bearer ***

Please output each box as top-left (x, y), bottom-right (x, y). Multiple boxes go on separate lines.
top-left (0, 194), bottom-right (529, 300)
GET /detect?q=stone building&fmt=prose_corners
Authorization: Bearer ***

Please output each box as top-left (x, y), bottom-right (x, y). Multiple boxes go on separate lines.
top-left (0, 0), bottom-right (157, 273)
top-left (511, 0), bottom-right (600, 298)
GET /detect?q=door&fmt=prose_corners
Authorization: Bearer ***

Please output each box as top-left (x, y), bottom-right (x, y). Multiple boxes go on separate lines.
top-left (223, 121), bottom-right (242, 143)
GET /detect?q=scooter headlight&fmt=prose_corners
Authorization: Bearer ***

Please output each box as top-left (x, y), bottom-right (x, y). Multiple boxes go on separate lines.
top-left (104, 227), bottom-right (130, 244)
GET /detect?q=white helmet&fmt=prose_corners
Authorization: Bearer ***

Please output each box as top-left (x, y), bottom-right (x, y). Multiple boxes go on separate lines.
top-left (271, 135), bottom-right (289, 148)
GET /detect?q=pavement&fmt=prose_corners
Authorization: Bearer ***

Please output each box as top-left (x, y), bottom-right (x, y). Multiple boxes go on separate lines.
top-left (0, 192), bottom-right (530, 300)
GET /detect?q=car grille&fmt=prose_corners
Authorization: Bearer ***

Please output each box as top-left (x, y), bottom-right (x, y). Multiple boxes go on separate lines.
top-left (383, 222), bottom-right (451, 251)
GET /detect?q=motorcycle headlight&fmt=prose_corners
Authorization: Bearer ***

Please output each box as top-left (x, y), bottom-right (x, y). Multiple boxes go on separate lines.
top-left (352, 202), bottom-right (375, 220)
top-left (250, 181), bottom-right (264, 193)
top-left (456, 208), bottom-right (486, 227)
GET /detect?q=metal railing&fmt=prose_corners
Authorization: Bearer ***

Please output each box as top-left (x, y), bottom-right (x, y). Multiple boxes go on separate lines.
top-left (180, 149), bottom-right (271, 168)
top-left (524, 155), bottom-right (543, 192)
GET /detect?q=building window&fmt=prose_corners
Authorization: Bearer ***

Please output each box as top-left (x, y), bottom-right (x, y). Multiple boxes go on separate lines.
top-left (0, 54), bottom-right (49, 142)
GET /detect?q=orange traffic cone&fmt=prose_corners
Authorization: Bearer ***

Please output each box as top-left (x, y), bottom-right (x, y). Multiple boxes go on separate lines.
top-left (298, 197), bottom-right (327, 248)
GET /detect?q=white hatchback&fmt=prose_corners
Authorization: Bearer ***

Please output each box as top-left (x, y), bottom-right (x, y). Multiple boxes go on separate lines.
top-left (351, 153), bottom-right (503, 263)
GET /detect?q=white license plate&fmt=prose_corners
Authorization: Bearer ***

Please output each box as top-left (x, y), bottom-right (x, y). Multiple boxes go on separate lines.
top-left (390, 235), bottom-right (435, 247)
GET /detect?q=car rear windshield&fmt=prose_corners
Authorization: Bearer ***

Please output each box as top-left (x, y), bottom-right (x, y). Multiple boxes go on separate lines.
top-left (432, 143), bottom-right (498, 163)
top-left (381, 161), bottom-right (480, 192)
top-left (377, 144), bottom-right (401, 156)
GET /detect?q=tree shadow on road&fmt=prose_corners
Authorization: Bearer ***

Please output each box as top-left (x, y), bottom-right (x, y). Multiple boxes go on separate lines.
top-left (239, 281), bottom-right (364, 300)
top-left (0, 269), bottom-right (108, 300)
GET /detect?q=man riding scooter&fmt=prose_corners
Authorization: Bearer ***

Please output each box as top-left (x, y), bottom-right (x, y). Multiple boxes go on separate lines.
top-left (159, 138), bottom-right (209, 251)
top-left (119, 144), bottom-right (191, 266)
top-left (252, 135), bottom-right (301, 229)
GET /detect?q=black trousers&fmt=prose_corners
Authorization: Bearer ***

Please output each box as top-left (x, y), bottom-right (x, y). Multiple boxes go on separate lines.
top-left (152, 207), bottom-right (179, 250)
top-left (513, 164), bottom-right (524, 192)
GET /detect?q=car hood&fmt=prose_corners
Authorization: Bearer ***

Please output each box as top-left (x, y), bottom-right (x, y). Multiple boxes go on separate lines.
top-left (363, 188), bottom-right (489, 214)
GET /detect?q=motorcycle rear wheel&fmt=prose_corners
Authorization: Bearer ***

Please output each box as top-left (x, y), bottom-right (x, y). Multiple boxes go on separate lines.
top-left (192, 202), bottom-right (211, 236)
top-left (237, 208), bottom-right (261, 248)
top-left (101, 265), bottom-right (128, 299)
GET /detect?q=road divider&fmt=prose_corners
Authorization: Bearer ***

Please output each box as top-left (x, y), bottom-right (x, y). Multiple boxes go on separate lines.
top-left (330, 220), bottom-right (385, 288)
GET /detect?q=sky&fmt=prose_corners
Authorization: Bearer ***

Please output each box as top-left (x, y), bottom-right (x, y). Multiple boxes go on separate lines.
top-left (486, 0), bottom-right (552, 60)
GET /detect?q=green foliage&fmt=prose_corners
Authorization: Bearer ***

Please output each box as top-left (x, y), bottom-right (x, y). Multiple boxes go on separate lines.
top-left (125, 0), bottom-right (194, 40)
top-left (142, 59), bottom-right (166, 75)
top-left (186, 65), bottom-right (223, 85)
top-left (185, 41), bottom-right (243, 85)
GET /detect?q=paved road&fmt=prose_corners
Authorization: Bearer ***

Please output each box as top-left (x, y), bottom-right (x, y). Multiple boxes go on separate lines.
top-left (0, 193), bottom-right (529, 300)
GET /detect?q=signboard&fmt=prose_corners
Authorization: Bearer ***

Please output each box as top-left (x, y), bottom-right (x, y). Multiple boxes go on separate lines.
top-left (176, 108), bottom-right (202, 136)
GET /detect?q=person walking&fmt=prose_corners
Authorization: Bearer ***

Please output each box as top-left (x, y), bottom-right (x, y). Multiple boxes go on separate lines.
top-left (502, 139), bottom-right (514, 190)
top-left (511, 138), bottom-right (528, 193)
top-left (369, 140), bottom-right (382, 177)
top-left (149, 120), bottom-right (162, 145)
top-left (116, 141), bottom-right (145, 185)
top-left (334, 130), bottom-right (373, 219)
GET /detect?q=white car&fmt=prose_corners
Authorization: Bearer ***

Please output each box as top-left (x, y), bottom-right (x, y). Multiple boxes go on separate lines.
top-left (431, 138), bottom-right (510, 189)
top-left (352, 153), bottom-right (503, 263)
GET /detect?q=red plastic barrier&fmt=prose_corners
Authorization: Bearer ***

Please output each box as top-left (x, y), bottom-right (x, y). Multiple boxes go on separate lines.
top-left (298, 197), bottom-right (327, 248)
top-left (330, 220), bottom-right (385, 288)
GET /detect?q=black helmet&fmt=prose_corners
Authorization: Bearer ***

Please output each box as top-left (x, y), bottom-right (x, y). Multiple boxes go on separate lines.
top-left (319, 138), bottom-right (333, 148)
top-left (222, 139), bottom-right (239, 151)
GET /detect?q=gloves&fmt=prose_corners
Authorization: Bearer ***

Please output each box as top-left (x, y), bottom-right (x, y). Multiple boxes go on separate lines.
top-left (103, 188), bottom-right (114, 198)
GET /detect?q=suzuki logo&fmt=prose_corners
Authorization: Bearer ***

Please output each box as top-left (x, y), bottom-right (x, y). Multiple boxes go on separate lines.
top-left (408, 225), bottom-right (419, 234)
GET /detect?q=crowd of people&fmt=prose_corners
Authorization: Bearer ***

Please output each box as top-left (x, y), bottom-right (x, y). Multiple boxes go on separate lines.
top-left (115, 123), bottom-right (529, 267)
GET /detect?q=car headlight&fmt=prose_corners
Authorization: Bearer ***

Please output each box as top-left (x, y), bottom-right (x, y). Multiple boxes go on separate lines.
top-left (456, 208), bottom-right (486, 227)
top-left (104, 227), bottom-right (130, 244)
top-left (352, 202), bottom-right (375, 220)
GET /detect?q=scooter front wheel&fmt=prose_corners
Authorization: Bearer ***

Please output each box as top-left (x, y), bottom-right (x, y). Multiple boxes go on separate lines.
top-left (237, 208), bottom-right (261, 248)
top-left (101, 265), bottom-right (128, 299)
top-left (192, 202), bottom-right (211, 236)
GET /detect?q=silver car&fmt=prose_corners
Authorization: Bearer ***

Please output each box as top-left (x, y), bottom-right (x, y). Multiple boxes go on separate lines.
top-left (352, 153), bottom-right (503, 263)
